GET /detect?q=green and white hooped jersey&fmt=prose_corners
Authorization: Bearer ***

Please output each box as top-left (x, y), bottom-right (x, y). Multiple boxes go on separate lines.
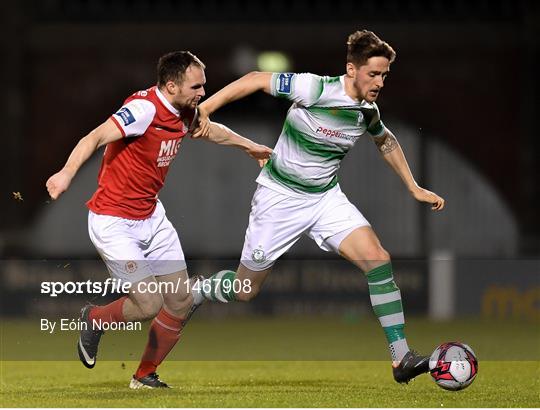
top-left (257, 73), bottom-right (386, 197)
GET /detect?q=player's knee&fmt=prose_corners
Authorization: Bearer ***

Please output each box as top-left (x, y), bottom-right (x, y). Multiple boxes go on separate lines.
top-left (379, 247), bottom-right (391, 262)
top-left (364, 246), bottom-right (390, 264)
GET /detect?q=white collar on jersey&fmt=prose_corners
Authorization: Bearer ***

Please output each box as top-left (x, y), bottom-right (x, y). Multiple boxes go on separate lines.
top-left (155, 87), bottom-right (180, 117)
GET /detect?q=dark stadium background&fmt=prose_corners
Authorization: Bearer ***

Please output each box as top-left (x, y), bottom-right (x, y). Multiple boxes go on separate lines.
top-left (1, 0), bottom-right (538, 348)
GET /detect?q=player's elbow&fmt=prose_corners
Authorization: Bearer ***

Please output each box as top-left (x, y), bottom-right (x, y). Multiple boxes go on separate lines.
top-left (245, 71), bottom-right (263, 79)
top-left (244, 71), bottom-right (272, 92)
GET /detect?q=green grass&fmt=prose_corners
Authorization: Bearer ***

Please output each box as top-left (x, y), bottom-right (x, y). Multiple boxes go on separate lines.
top-left (1, 318), bottom-right (539, 407)
top-left (1, 361), bottom-right (538, 407)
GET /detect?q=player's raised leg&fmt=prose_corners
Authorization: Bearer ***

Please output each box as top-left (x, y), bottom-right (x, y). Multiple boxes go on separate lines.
top-left (338, 226), bottom-right (429, 383)
top-left (192, 184), bottom-right (305, 304)
top-left (130, 269), bottom-right (193, 389)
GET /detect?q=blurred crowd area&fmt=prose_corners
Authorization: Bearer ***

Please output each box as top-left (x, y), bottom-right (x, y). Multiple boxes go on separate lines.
top-left (0, 0), bottom-right (538, 321)
top-left (1, 0), bottom-right (539, 258)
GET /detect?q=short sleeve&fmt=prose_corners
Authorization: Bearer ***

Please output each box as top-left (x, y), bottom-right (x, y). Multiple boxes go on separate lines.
top-left (110, 99), bottom-right (156, 137)
top-left (366, 103), bottom-right (386, 137)
top-left (270, 73), bottom-right (324, 107)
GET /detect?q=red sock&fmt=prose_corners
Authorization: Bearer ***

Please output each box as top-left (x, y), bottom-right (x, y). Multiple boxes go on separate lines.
top-left (88, 296), bottom-right (127, 324)
top-left (135, 308), bottom-right (184, 379)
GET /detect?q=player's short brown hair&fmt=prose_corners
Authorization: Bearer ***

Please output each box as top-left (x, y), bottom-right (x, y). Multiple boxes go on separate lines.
top-left (347, 30), bottom-right (396, 67)
top-left (157, 51), bottom-right (205, 87)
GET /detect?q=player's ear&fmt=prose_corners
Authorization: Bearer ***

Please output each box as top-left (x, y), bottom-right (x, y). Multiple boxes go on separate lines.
top-left (346, 62), bottom-right (356, 77)
top-left (165, 80), bottom-right (177, 94)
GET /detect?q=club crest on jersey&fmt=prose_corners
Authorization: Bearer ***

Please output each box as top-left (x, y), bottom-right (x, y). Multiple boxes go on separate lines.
top-left (125, 261), bottom-right (138, 274)
top-left (251, 247), bottom-right (266, 264)
top-left (356, 111), bottom-right (364, 126)
top-left (115, 107), bottom-right (136, 126)
top-left (276, 73), bottom-right (293, 95)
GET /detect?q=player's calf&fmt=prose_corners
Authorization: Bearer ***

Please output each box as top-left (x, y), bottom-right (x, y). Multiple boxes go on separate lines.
top-left (234, 287), bottom-right (259, 302)
top-left (129, 292), bottom-right (163, 321)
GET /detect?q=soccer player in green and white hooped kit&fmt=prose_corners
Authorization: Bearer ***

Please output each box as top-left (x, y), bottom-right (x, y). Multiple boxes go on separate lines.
top-left (192, 29), bottom-right (446, 383)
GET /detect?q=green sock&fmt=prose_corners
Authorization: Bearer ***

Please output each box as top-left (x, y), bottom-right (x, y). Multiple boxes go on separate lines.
top-left (200, 270), bottom-right (237, 303)
top-left (366, 262), bottom-right (410, 362)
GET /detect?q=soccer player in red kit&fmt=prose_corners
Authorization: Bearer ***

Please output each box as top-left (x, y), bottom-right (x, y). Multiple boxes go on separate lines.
top-left (46, 51), bottom-right (272, 389)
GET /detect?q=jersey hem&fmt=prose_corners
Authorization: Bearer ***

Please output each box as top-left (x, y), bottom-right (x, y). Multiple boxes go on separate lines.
top-left (86, 202), bottom-right (157, 221)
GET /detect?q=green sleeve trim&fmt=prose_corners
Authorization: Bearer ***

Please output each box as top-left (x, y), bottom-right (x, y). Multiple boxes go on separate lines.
top-left (367, 120), bottom-right (385, 136)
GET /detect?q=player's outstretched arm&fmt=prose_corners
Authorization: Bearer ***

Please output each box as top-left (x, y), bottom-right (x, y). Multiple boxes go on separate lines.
top-left (46, 119), bottom-right (123, 200)
top-left (193, 72), bottom-right (273, 138)
top-left (372, 129), bottom-right (445, 211)
top-left (201, 121), bottom-right (273, 167)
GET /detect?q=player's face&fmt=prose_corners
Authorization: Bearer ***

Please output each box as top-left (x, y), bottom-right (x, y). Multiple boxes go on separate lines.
top-left (347, 56), bottom-right (390, 103)
top-left (171, 65), bottom-right (206, 109)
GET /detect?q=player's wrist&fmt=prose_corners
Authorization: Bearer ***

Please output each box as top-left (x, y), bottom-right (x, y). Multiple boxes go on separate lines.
top-left (197, 103), bottom-right (213, 118)
top-left (62, 166), bottom-right (77, 180)
top-left (408, 183), bottom-right (421, 195)
top-left (242, 141), bottom-right (254, 152)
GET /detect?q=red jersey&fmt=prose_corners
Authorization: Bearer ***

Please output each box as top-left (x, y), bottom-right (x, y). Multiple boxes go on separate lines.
top-left (87, 86), bottom-right (196, 220)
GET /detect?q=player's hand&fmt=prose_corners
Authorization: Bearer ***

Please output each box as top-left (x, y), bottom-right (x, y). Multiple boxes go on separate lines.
top-left (245, 143), bottom-right (273, 167)
top-left (192, 106), bottom-right (211, 139)
top-left (411, 186), bottom-right (445, 211)
top-left (46, 169), bottom-right (73, 200)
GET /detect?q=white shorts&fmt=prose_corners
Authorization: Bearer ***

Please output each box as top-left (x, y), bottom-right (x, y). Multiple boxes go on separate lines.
top-left (241, 184), bottom-right (370, 271)
top-left (88, 201), bottom-right (187, 284)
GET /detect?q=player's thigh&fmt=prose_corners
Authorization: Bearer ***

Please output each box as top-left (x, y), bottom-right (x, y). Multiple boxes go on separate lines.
top-left (145, 202), bottom-right (188, 279)
top-left (307, 187), bottom-right (370, 255)
top-left (241, 185), bottom-right (309, 272)
top-left (88, 210), bottom-right (155, 284)
top-left (338, 226), bottom-right (390, 272)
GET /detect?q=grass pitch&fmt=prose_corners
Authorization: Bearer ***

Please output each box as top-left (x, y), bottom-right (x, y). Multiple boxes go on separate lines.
top-left (1, 318), bottom-right (539, 407)
top-left (1, 360), bottom-right (538, 407)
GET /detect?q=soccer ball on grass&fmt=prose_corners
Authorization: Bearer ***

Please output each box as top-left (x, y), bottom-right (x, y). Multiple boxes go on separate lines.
top-left (429, 341), bottom-right (478, 391)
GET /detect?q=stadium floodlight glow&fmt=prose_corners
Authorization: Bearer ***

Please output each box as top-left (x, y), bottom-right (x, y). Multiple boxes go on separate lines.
top-left (257, 51), bottom-right (292, 72)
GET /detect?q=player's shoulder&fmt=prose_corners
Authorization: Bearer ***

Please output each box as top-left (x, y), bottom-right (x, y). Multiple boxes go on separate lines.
top-left (122, 88), bottom-right (157, 113)
top-left (113, 88), bottom-right (157, 127)
top-left (286, 72), bottom-right (325, 102)
top-left (320, 75), bottom-right (342, 84)
top-left (306, 75), bottom-right (347, 107)
top-left (124, 86), bottom-right (158, 105)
